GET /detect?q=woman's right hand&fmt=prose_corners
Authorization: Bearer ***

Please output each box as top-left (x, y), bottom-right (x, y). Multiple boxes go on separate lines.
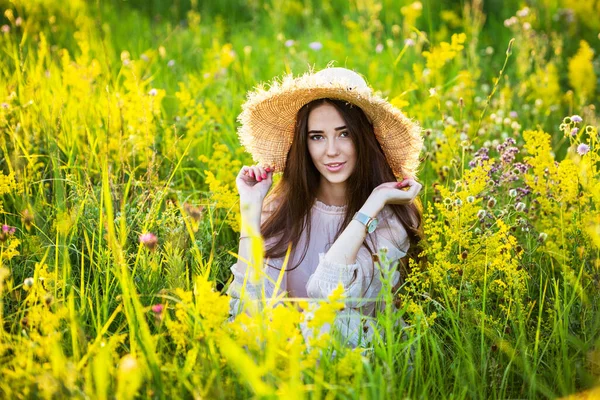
top-left (236, 164), bottom-right (273, 208)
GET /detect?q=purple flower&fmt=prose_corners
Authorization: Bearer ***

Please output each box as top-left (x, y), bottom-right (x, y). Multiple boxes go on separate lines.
top-left (469, 146), bottom-right (490, 167)
top-left (1, 102), bottom-right (8, 109)
top-left (1, 25), bottom-right (9, 34)
top-left (576, 143), bottom-right (590, 156)
top-left (167, 59), bottom-right (175, 67)
top-left (2, 225), bottom-right (15, 235)
top-left (571, 115), bottom-right (582, 123)
top-left (509, 111), bottom-right (518, 118)
top-left (139, 232), bottom-right (158, 250)
top-left (148, 88), bottom-right (157, 96)
top-left (404, 38), bottom-right (415, 47)
top-left (308, 41), bottom-right (323, 51)
top-left (375, 43), bottom-right (384, 53)
top-left (151, 304), bottom-right (164, 314)
top-left (284, 39), bottom-right (295, 47)
top-left (513, 162), bottom-right (530, 174)
top-left (571, 127), bottom-right (579, 136)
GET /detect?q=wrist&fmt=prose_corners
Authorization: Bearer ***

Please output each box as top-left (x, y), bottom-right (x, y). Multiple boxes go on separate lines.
top-left (360, 193), bottom-right (385, 218)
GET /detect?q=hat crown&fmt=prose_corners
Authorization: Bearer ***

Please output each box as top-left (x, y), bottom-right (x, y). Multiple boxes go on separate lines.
top-left (313, 67), bottom-right (370, 91)
top-left (238, 65), bottom-right (422, 177)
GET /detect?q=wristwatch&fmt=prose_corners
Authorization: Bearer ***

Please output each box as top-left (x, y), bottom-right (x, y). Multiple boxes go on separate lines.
top-left (353, 211), bottom-right (378, 234)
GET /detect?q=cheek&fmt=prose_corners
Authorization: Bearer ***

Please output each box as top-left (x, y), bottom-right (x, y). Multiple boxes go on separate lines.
top-left (307, 142), bottom-right (320, 162)
top-left (345, 143), bottom-right (357, 161)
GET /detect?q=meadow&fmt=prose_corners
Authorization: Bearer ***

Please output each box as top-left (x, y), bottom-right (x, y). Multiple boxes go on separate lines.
top-left (0, 0), bottom-right (599, 398)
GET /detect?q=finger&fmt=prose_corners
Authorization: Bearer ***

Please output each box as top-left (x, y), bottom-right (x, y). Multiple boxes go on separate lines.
top-left (405, 182), bottom-right (421, 199)
top-left (396, 178), bottom-right (413, 189)
top-left (402, 178), bottom-right (419, 187)
top-left (252, 166), bottom-right (263, 182)
top-left (238, 166), bottom-right (251, 179)
top-left (257, 165), bottom-right (267, 180)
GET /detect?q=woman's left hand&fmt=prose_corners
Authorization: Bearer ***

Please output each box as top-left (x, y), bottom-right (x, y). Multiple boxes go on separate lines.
top-left (371, 177), bottom-right (423, 207)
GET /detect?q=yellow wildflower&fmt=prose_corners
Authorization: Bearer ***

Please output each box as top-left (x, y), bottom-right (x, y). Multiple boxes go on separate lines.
top-left (568, 40), bottom-right (597, 103)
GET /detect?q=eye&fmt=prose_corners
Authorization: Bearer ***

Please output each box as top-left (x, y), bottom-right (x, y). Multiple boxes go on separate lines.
top-left (309, 135), bottom-right (323, 141)
top-left (340, 131), bottom-right (349, 137)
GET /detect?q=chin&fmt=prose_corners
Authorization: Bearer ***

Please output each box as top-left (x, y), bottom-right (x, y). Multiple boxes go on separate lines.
top-left (322, 173), bottom-right (351, 184)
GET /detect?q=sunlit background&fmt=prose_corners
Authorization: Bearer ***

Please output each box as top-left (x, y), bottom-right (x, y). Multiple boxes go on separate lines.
top-left (0, 0), bottom-right (599, 398)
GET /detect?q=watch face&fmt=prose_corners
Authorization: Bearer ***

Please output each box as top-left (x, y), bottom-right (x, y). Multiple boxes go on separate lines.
top-left (367, 218), bottom-right (378, 233)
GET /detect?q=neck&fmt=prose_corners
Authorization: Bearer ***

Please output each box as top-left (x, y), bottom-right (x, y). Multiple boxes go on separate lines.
top-left (316, 179), bottom-right (347, 207)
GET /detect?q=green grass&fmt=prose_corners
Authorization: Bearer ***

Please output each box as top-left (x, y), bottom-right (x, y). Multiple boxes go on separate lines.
top-left (0, 0), bottom-right (599, 398)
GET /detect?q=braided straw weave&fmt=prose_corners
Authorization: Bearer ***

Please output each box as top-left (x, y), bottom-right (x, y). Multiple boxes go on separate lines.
top-left (237, 66), bottom-right (423, 178)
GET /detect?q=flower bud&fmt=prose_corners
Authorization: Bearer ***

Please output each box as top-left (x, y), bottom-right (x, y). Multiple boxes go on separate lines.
top-left (23, 277), bottom-right (34, 290)
top-left (515, 202), bottom-right (526, 212)
top-left (44, 293), bottom-right (54, 307)
top-left (151, 304), bottom-right (164, 314)
top-left (139, 232), bottom-right (158, 251)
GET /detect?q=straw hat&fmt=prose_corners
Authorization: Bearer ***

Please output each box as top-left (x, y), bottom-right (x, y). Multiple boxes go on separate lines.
top-left (237, 66), bottom-right (423, 177)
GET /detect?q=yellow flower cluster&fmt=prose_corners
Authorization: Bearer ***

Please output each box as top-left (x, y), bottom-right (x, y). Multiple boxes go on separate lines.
top-left (302, 283), bottom-right (346, 331)
top-left (431, 125), bottom-right (462, 176)
top-left (422, 33), bottom-right (467, 71)
top-left (0, 238), bottom-right (20, 263)
top-left (400, 2), bottom-right (423, 34)
top-left (523, 62), bottom-right (561, 107)
top-left (164, 274), bottom-right (230, 354)
top-left (165, 288), bottom-right (194, 353)
top-left (200, 143), bottom-right (249, 232)
top-left (522, 129), bottom-right (581, 260)
top-left (204, 170), bottom-right (240, 232)
top-left (193, 273), bottom-right (230, 337)
top-left (0, 172), bottom-right (23, 214)
top-left (403, 159), bottom-right (526, 327)
top-left (568, 40), bottom-right (597, 104)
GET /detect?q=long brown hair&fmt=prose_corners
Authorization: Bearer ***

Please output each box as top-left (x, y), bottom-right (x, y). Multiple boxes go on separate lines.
top-left (261, 98), bottom-right (424, 283)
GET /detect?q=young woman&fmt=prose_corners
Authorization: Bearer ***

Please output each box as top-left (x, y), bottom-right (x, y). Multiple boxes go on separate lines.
top-left (227, 67), bottom-right (424, 348)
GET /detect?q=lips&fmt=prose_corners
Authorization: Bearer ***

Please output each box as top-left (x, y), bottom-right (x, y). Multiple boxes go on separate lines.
top-left (325, 162), bottom-right (345, 172)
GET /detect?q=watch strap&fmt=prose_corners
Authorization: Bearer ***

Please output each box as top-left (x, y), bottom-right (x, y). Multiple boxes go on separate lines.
top-left (353, 211), bottom-right (377, 233)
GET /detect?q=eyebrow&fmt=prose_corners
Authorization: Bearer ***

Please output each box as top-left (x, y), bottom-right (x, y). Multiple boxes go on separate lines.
top-left (307, 126), bottom-right (347, 134)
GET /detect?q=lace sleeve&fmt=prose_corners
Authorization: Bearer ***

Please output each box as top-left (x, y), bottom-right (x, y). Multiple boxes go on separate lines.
top-left (303, 207), bottom-right (409, 347)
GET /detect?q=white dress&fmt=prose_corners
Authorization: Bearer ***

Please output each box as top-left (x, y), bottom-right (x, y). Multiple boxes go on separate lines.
top-left (227, 198), bottom-right (410, 348)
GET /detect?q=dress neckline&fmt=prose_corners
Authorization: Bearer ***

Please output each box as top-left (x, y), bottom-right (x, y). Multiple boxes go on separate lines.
top-left (313, 199), bottom-right (347, 215)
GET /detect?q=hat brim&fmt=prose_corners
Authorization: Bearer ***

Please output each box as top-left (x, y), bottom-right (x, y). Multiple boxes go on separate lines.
top-left (237, 70), bottom-right (423, 178)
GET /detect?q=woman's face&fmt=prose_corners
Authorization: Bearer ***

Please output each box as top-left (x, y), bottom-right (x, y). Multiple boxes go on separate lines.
top-left (306, 102), bottom-right (357, 185)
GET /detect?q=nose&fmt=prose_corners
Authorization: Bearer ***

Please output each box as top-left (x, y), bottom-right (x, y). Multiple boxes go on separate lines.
top-left (326, 137), bottom-right (340, 157)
